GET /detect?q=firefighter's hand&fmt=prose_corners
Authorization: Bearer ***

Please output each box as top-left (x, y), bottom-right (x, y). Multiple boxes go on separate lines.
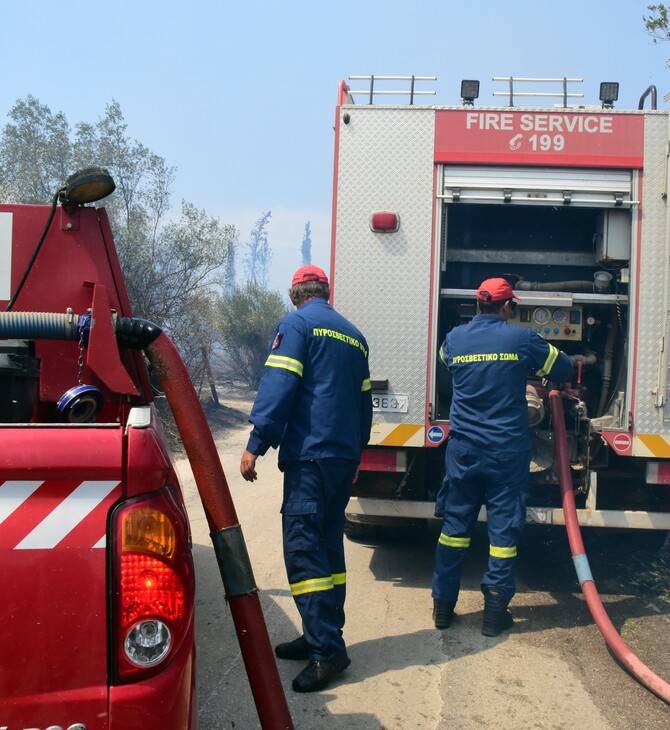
top-left (240, 451), bottom-right (258, 482)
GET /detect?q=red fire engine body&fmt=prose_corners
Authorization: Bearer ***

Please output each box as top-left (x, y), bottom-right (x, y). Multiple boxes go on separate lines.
top-left (331, 76), bottom-right (670, 534)
top-left (0, 178), bottom-right (196, 728)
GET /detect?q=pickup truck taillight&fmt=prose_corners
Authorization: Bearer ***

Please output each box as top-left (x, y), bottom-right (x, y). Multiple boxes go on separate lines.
top-left (110, 487), bottom-right (195, 683)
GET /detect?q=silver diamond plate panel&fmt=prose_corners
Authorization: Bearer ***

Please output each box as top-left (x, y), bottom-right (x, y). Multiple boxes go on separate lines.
top-left (634, 113), bottom-right (669, 433)
top-left (333, 107), bottom-right (435, 424)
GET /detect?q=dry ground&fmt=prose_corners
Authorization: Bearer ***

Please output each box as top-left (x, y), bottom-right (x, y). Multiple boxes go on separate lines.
top-left (176, 384), bottom-right (670, 729)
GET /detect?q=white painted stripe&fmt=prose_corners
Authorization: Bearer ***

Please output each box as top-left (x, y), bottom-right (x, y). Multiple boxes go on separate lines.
top-left (92, 535), bottom-right (107, 549)
top-left (15, 480), bottom-right (119, 549)
top-left (632, 439), bottom-right (655, 457)
top-left (0, 481), bottom-right (44, 523)
top-left (0, 212), bottom-right (13, 300)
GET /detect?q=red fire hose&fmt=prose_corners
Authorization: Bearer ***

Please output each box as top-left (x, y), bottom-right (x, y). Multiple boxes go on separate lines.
top-left (147, 333), bottom-right (294, 729)
top-left (0, 312), bottom-right (294, 726)
top-left (549, 389), bottom-right (670, 705)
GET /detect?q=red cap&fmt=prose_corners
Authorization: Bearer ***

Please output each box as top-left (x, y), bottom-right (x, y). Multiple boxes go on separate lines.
top-left (291, 265), bottom-right (329, 286)
top-left (476, 277), bottom-right (521, 302)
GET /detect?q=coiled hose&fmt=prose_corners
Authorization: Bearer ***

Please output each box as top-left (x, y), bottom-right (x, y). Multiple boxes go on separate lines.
top-left (0, 311), bottom-right (81, 340)
top-left (549, 390), bottom-right (670, 704)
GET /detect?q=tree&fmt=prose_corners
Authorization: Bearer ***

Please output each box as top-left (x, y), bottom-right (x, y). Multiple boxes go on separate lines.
top-left (0, 96), bottom-right (239, 390)
top-left (71, 100), bottom-right (178, 272)
top-left (127, 200), bottom-right (236, 327)
top-left (644, 4), bottom-right (670, 64)
top-left (223, 240), bottom-right (237, 296)
top-left (244, 211), bottom-right (272, 287)
top-left (214, 282), bottom-right (290, 388)
top-left (301, 221), bottom-right (312, 265)
top-left (0, 95), bottom-right (72, 203)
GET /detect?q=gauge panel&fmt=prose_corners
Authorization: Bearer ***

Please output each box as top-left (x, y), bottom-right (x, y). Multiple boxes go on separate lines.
top-left (509, 305), bottom-right (582, 341)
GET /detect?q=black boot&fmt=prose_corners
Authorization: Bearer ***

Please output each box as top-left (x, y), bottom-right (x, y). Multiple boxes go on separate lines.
top-left (432, 599), bottom-right (455, 629)
top-left (275, 635), bottom-right (310, 660)
top-left (292, 653), bottom-right (351, 693)
top-left (482, 588), bottom-right (513, 637)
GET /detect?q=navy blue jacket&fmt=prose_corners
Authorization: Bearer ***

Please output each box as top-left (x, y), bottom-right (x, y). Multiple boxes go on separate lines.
top-left (440, 314), bottom-right (574, 451)
top-left (246, 298), bottom-right (372, 464)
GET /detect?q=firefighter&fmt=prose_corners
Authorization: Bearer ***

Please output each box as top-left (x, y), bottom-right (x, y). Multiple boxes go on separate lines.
top-left (432, 277), bottom-right (573, 636)
top-left (240, 264), bottom-right (372, 692)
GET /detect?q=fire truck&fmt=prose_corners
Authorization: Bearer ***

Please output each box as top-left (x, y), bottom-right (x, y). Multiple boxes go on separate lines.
top-left (0, 169), bottom-right (196, 728)
top-left (331, 75), bottom-right (670, 535)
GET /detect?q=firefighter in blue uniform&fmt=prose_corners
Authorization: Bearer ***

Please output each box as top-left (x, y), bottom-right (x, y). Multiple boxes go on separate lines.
top-left (240, 264), bottom-right (372, 692)
top-left (432, 278), bottom-right (574, 636)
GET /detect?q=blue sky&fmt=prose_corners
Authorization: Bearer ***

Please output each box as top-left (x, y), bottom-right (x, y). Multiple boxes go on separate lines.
top-left (0, 1), bottom-right (666, 291)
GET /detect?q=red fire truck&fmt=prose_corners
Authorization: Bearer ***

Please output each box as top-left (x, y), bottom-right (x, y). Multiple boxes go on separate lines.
top-left (0, 169), bottom-right (195, 728)
top-left (331, 75), bottom-right (670, 536)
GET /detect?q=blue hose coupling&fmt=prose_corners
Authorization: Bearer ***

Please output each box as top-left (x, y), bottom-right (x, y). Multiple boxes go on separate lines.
top-left (56, 384), bottom-right (104, 423)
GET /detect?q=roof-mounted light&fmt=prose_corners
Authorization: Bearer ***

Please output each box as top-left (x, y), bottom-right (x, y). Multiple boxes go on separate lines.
top-left (60, 166), bottom-right (116, 205)
top-left (599, 82), bottom-right (619, 109)
top-left (460, 80), bottom-right (480, 106)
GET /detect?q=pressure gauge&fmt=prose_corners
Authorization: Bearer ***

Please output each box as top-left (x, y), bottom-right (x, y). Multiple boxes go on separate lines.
top-left (532, 307), bottom-right (551, 325)
top-left (553, 309), bottom-right (568, 325)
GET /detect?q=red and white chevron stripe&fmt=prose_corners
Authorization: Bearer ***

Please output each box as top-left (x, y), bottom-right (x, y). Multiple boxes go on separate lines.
top-left (0, 480), bottom-right (121, 549)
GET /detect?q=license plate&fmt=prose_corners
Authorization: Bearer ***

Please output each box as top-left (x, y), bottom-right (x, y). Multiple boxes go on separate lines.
top-left (372, 393), bottom-right (409, 413)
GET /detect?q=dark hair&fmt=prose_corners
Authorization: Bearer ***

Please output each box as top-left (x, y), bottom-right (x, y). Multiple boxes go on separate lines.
top-left (289, 280), bottom-right (330, 304)
top-left (478, 299), bottom-right (507, 314)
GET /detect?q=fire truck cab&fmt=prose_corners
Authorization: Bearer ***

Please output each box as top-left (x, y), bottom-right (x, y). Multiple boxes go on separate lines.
top-left (0, 169), bottom-right (196, 729)
top-left (331, 75), bottom-right (670, 533)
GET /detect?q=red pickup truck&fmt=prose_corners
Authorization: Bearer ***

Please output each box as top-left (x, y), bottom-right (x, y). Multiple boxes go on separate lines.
top-left (0, 169), bottom-right (196, 729)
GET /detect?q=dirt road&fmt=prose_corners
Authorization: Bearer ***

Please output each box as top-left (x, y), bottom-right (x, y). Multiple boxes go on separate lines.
top-left (175, 390), bottom-right (670, 729)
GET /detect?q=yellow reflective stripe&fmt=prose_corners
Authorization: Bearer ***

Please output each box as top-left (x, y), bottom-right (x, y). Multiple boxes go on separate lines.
top-left (290, 576), bottom-right (334, 596)
top-left (439, 347), bottom-right (447, 366)
top-left (266, 354), bottom-right (304, 376)
top-left (332, 572), bottom-right (346, 586)
top-left (361, 378), bottom-right (371, 392)
top-left (536, 344), bottom-right (559, 377)
top-left (378, 423), bottom-right (423, 447)
top-left (438, 533), bottom-right (471, 549)
top-left (490, 545), bottom-right (517, 559)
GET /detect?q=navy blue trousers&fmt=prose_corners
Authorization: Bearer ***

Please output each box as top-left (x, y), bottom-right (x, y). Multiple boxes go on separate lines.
top-left (281, 458), bottom-right (357, 662)
top-left (432, 436), bottom-right (530, 606)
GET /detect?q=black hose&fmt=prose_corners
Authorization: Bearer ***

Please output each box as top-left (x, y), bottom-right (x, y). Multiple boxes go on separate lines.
top-left (114, 317), bottom-right (163, 349)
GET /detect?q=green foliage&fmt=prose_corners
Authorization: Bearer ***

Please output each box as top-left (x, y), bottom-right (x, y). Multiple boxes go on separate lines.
top-left (126, 200), bottom-right (237, 326)
top-left (644, 4), bottom-right (670, 65)
top-left (0, 95), bottom-right (239, 389)
top-left (0, 95), bottom-right (71, 203)
top-left (0, 93), bottom-right (290, 403)
top-left (214, 282), bottom-right (290, 388)
top-left (645, 3), bottom-right (669, 40)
